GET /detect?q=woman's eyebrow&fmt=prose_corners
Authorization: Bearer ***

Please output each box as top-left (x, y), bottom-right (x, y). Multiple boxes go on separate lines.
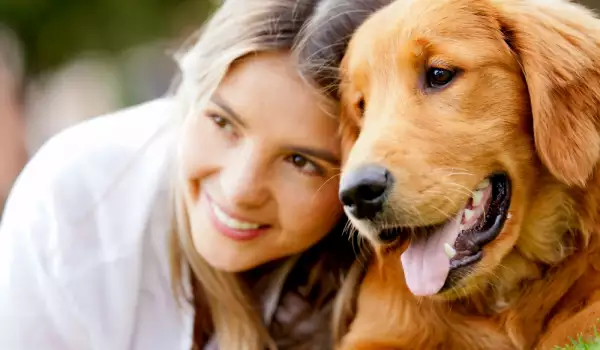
top-left (285, 145), bottom-right (341, 166)
top-left (210, 93), bottom-right (340, 166)
top-left (210, 93), bottom-right (246, 127)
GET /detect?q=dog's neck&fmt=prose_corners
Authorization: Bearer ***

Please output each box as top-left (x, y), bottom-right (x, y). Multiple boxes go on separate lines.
top-left (576, 167), bottom-right (600, 243)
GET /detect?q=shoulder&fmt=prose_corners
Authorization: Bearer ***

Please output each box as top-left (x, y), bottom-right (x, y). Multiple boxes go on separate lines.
top-left (1, 97), bottom-right (178, 270)
top-left (11, 96), bottom-right (176, 202)
top-left (30, 96), bottom-right (176, 176)
top-left (0, 97), bottom-right (184, 348)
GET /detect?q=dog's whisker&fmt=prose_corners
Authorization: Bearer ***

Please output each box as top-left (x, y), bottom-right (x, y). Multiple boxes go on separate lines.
top-left (343, 220), bottom-right (355, 236)
top-left (431, 167), bottom-right (471, 173)
top-left (429, 204), bottom-right (454, 221)
top-left (310, 172), bottom-right (341, 205)
top-left (446, 182), bottom-right (475, 196)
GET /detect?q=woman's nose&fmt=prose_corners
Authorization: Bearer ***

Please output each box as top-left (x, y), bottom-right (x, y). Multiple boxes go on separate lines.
top-left (219, 147), bottom-right (270, 209)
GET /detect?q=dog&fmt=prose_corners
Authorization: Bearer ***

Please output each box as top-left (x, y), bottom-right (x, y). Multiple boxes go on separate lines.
top-left (333, 0), bottom-right (600, 349)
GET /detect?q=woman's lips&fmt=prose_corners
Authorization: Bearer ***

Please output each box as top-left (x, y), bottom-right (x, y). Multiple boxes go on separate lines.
top-left (205, 194), bottom-right (270, 241)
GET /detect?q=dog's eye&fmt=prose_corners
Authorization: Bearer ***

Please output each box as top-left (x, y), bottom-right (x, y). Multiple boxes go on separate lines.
top-left (427, 67), bottom-right (455, 88)
top-left (357, 98), bottom-right (365, 113)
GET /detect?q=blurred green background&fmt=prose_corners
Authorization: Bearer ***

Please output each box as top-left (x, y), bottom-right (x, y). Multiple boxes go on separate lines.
top-left (0, 0), bottom-right (217, 77)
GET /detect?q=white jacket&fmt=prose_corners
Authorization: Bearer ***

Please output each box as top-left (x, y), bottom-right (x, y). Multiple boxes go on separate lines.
top-left (0, 98), bottom-right (195, 350)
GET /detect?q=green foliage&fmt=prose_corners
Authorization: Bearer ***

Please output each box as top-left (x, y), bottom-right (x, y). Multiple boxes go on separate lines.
top-left (0, 0), bottom-right (217, 76)
top-left (555, 324), bottom-right (600, 350)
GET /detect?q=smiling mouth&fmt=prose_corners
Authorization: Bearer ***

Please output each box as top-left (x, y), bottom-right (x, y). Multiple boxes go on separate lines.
top-left (205, 193), bottom-right (270, 230)
top-left (211, 202), bottom-right (266, 230)
top-left (382, 172), bottom-right (511, 297)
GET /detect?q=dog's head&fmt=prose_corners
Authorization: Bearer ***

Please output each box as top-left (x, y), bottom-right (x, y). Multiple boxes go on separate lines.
top-left (338, 0), bottom-right (600, 299)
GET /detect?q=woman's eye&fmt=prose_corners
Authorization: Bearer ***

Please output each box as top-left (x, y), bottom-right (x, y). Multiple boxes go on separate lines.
top-left (208, 113), bottom-right (235, 133)
top-left (286, 154), bottom-right (323, 176)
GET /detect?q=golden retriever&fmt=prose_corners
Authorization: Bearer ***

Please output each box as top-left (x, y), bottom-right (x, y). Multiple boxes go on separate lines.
top-left (334, 0), bottom-right (600, 349)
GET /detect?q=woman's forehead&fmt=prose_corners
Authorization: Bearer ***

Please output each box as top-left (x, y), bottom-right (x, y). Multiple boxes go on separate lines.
top-left (215, 52), bottom-right (340, 148)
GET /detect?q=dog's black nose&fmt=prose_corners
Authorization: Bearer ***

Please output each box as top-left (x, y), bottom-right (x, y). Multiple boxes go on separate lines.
top-left (339, 164), bottom-right (392, 220)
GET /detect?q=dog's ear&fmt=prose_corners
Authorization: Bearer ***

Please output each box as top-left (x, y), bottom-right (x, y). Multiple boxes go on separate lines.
top-left (496, 0), bottom-right (600, 187)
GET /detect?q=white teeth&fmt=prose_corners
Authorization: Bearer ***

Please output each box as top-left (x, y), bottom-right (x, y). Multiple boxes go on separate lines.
top-left (464, 209), bottom-right (475, 222)
top-left (472, 190), bottom-right (484, 207)
top-left (459, 224), bottom-right (465, 232)
top-left (476, 179), bottom-right (490, 190)
top-left (444, 243), bottom-right (457, 259)
top-left (211, 204), bottom-right (261, 230)
top-left (507, 213), bottom-right (512, 219)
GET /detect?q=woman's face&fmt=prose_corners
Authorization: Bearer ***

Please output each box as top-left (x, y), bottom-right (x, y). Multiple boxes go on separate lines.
top-left (179, 51), bottom-right (343, 272)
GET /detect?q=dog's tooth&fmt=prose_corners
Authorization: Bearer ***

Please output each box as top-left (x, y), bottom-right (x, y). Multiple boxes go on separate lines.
top-left (459, 224), bottom-right (465, 232)
top-left (464, 208), bottom-right (475, 222)
top-left (444, 243), bottom-right (457, 259)
top-left (476, 179), bottom-right (490, 190)
top-left (507, 213), bottom-right (512, 220)
top-left (472, 190), bottom-right (484, 207)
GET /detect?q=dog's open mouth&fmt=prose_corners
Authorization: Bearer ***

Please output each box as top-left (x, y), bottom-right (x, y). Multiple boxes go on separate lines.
top-left (383, 172), bottom-right (511, 297)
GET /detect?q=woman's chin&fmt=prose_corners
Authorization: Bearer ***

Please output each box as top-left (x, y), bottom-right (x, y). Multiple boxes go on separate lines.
top-left (190, 225), bottom-right (270, 273)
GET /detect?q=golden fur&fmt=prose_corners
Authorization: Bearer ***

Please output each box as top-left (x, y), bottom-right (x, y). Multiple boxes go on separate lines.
top-left (335, 0), bottom-right (600, 348)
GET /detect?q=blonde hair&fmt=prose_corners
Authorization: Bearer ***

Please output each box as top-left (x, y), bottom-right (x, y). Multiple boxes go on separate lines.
top-left (168, 0), bottom-right (331, 349)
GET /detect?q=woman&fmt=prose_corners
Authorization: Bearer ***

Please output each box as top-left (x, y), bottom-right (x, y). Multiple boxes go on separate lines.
top-left (0, 0), bottom-right (357, 349)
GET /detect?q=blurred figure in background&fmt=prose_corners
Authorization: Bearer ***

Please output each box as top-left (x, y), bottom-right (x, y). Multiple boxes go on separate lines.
top-left (0, 26), bottom-right (26, 217)
top-left (23, 41), bottom-right (176, 153)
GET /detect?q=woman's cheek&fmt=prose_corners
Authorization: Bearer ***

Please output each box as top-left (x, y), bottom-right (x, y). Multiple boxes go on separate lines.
top-left (313, 181), bottom-right (343, 220)
top-left (179, 117), bottom-right (227, 178)
top-left (293, 179), bottom-right (342, 232)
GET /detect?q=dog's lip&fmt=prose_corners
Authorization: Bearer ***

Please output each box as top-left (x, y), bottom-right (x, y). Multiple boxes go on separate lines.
top-left (449, 250), bottom-right (483, 270)
top-left (438, 250), bottom-right (483, 293)
top-left (455, 172), bottom-right (512, 250)
top-left (441, 172), bottom-right (512, 292)
top-left (379, 172), bottom-right (511, 243)
top-left (379, 221), bottom-right (444, 245)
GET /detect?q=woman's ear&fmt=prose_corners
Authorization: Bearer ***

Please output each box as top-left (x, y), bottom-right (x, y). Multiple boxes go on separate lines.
top-left (496, 0), bottom-right (600, 187)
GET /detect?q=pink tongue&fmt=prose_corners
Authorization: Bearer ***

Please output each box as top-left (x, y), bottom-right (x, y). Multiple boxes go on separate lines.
top-left (400, 210), bottom-right (464, 297)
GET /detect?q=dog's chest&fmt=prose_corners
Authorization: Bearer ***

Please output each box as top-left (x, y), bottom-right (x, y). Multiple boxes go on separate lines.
top-left (418, 306), bottom-right (520, 350)
top-left (349, 294), bottom-right (522, 349)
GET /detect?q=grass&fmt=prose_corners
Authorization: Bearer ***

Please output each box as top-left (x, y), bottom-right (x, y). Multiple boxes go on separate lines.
top-left (555, 326), bottom-right (600, 350)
